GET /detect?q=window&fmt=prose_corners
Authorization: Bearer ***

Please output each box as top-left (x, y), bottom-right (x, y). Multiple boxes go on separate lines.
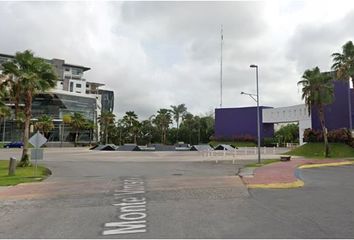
top-left (72, 68), bottom-right (82, 75)
top-left (76, 83), bottom-right (82, 88)
top-left (70, 82), bottom-right (73, 92)
top-left (65, 67), bottom-right (70, 71)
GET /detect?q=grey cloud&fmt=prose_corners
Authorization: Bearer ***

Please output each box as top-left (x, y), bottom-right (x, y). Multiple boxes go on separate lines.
top-left (286, 10), bottom-right (354, 73)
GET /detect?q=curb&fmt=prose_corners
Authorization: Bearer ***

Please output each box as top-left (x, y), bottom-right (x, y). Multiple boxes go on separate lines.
top-left (243, 160), bottom-right (353, 189)
top-left (247, 180), bottom-right (304, 189)
top-left (298, 161), bottom-right (354, 169)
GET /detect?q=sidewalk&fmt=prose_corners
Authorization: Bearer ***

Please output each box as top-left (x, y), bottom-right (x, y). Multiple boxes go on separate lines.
top-left (241, 158), bottom-right (354, 189)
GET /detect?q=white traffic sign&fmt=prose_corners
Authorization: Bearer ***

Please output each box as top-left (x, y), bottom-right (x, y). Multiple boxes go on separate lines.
top-left (29, 131), bottom-right (47, 148)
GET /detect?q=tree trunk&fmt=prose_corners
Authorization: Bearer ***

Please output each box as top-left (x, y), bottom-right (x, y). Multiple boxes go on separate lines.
top-left (176, 119), bottom-right (179, 143)
top-left (19, 91), bottom-right (32, 167)
top-left (75, 130), bottom-right (78, 147)
top-left (318, 106), bottom-right (330, 157)
top-left (105, 124), bottom-right (108, 144)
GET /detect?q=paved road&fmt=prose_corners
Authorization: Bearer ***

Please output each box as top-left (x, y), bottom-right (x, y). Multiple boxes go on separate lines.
top-left (0, 149), bottom-right (353, 238)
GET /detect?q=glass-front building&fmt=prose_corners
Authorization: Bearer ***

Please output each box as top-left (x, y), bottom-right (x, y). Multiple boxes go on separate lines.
top-left (0, 91), bottom-right (97, 144)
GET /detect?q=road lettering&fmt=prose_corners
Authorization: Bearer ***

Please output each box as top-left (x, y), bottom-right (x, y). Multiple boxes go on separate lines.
top-left (103, 177), bottom-right (147, 235)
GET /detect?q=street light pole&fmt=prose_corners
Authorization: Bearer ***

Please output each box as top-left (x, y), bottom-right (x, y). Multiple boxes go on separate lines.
top-left (250, 64), bottom-right (261, 164)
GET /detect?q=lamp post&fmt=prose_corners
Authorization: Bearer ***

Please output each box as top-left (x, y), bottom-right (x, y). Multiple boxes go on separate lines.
top-left (241, 64), bottom-right (261, 164)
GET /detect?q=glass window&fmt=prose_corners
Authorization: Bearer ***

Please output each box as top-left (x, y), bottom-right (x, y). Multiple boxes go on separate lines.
top-left (76, 83), bottom-right (82, 88)
top-left (70, 82), bottom-right (73, 92)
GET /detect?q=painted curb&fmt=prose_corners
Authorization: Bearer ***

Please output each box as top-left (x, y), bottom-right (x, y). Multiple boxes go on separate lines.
top-left (298, 161), bottom-right (354, 169)
top-left (247, 180), bottom-right (304, 189)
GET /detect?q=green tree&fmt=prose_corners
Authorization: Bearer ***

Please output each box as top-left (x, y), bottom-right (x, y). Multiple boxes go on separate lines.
top-left (1, 50), bottom-right (57, 166)
top-left (70, 112), bottom-right (86, 147)
top-left (35, 115), bottom-right (54, 139)
top-left (152, 109), bottom-right (172, 144)
top-left (84, 119), bottom-right (95, 145)
top-left (170, 104), bottom-right (187, 143)
top-left (61, 114), bottom-right (72, 147)
top-left (275, 123), bottom-right (299, 146)
top-left (122, 111), bottom-right (140, 144)
top-left (331, 41), bottom-right (354, 86)
top-left (298, 67), bottom-right (334, 157)
top-left (99, 111), bottom-right (116, 144)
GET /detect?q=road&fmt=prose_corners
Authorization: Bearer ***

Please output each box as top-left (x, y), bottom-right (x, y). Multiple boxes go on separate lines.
top-left (0, 148), bottom-right (353, 238)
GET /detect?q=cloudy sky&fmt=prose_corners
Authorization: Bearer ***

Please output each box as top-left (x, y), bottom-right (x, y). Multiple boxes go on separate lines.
top-left (1, 0), bottom-right (354, 120)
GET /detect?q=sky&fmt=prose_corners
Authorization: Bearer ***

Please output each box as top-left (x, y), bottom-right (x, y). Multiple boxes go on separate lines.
top-left (1, 0), bottom-right (354, 120)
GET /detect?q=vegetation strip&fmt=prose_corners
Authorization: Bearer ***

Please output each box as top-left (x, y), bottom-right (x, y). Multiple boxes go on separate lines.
top-left (0, 160), bottom-right (50, 186)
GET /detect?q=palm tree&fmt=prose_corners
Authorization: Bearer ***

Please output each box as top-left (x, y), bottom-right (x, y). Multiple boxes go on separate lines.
top-left (298, 67), bottom-right (334, 157)
top-left (61, 114), bottom-right (72, 147)
top-left (152, 108), bottom-right (172, 144)
top-left (1, 50), bottom-right (57, 167)
top-left (70, 112), bottom-right (86, 147)
top-left (84, 119), bottom-right (95, 146)
top-left (99, 111), bottom-right (116, 144)
top-left (332, 41), bottom-right (354, 86)
top-left (122, 111), bottom-right (139, 143)
top-left (170, 104), bottom-right (187, 143)
top-left (331, 40), bottom-right (354, 130)
top-left (35, 115), bottom-right (54, 139)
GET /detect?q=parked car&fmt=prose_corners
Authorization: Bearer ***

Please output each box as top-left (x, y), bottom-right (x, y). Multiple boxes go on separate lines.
top-left (3, 141), bottom-right (24, 148)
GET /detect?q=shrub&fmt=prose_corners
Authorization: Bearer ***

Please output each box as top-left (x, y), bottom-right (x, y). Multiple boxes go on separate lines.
top-left (304, 128), bottom-right (352, 143)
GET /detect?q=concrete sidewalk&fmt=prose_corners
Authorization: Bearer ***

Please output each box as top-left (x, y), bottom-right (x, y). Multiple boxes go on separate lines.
top-left (241, 158), bottom-right (354, 188)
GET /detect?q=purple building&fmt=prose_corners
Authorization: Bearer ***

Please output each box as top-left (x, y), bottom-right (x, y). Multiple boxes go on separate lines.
top-left (214, 106), bottom-right (274, 141)
top-left (214, 80), bottom-right (353, 144)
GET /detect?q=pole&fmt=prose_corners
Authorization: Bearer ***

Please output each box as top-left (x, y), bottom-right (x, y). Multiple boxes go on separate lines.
top-left (348, 81), bottom-right (352, 130)
top-left (220, 25), bottom-right (223, 108)
top-left (255, 66), bottom-right (261, 164)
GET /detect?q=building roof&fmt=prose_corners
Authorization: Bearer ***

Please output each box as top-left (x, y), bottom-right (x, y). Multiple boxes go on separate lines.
top-left (190, 144), bottom-right (214, 151)
top-left (0, 53), bottom-right (90, 71)
top-left (214, 144), bottom-right (235, 151)
top-left (63, 63), bottom-right (90, 71)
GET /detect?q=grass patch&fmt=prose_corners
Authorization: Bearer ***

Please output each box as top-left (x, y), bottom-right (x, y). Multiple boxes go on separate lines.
top-left (0, 160), bottom-right (51, 186)
top-left (286, 143), bottom-right (354, 159)
top-left (209, 141), bottom-right (256, 148)
top-left (245, 159), bottom-right (279, 168)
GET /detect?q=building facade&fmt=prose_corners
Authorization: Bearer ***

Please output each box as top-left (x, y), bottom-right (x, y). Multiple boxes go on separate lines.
top-left (0, 52), bottom-right (115, 144)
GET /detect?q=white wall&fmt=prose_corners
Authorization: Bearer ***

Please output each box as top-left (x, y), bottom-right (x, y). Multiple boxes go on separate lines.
top-left (263, 104), bottom-right (312, 145)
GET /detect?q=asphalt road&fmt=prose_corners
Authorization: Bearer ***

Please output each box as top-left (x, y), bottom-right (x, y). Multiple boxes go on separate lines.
top-left (0, 149), bottom-right (353, 238)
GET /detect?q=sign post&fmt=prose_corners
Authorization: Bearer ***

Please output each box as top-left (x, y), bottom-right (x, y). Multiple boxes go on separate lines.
top-left (29, 131), bottom-right (47, 176)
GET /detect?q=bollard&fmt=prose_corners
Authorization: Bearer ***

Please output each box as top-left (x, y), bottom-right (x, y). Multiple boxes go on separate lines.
top-left (8, 157), bottom-right (16, 176)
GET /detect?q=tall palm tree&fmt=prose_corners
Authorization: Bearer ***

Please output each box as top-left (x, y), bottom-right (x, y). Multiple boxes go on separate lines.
top-left (99, 111), bottom-right (116, 144)
top-left (35, 115), bottom-right (54, 139)
top-left (1, 50), bottom-right (57, 166)
top-left (331, 40), bottom-right (354, 130)
top-left (70, 112), bottom-right (86, 147)
top-left (122, 111), bottom-right (139, 143)
top-left (170, 104), bottom-right (187, 143)
top-left (152, 108), bottom-right (172, 144)
top-left (332, 41), bottom-right (354, 86)
top-left (298, 67), bottom-right (334, 157)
